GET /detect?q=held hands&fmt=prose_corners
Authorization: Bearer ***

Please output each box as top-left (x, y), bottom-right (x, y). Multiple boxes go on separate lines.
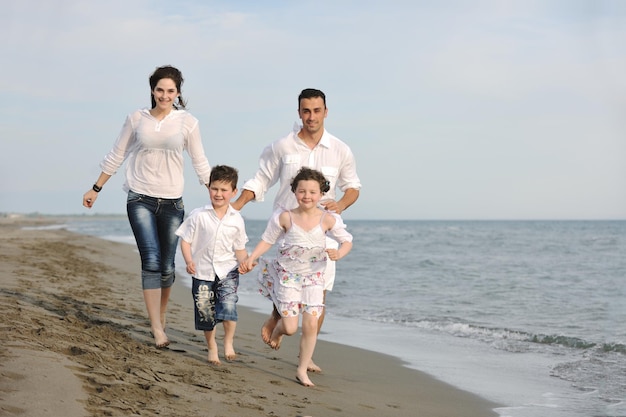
top-left (185, 261), bottom-right (197, 276)
top-left (238, 258), bottom-right (258, 274)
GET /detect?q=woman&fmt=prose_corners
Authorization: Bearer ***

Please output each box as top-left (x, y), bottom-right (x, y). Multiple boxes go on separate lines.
top-left (82, 65), bottom-right (212, 348)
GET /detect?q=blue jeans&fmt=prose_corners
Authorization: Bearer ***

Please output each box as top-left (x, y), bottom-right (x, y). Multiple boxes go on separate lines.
top-left (191, 268), bottom-right (240, 331)
top-left (214, 268), bottom-right (240, 322)
top-left (126, 190), bottom-right (184, 290)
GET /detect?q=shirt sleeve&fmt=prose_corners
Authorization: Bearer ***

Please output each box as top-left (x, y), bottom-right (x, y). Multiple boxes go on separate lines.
top-left (184, 115), bottom-right (212, 185)
top-left (242, 141), bottom-right (282, 202)
top-left (175, 211), bottom-right (197, 243)
top-left (233, 215), bottom-right (249, 250)
top-left (260, 210), bottom-right (285, 244)
top-left (326, 212), bottom-right (353, 243)
top-left (335, 146), bottom-right (362, 192)
top-left (100, 114), bottom-right (136, 175)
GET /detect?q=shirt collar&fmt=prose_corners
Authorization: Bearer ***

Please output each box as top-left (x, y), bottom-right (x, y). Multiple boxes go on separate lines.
top-left (292, 122), bottom-right (331, 149)
top-left (202, 204), bottom-right (238, 216)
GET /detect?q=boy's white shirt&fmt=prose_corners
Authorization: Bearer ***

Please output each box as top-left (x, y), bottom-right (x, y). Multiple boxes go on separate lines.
top-left (175, 204), bottom-right (248, 281)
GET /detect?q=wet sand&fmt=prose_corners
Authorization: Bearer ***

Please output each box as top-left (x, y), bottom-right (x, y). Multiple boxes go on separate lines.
top-left (0, 217), bottom-right (499, 416)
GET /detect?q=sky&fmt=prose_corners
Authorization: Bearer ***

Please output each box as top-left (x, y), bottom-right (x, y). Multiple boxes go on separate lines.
top-left (1, 0), bottom-right (625, 220)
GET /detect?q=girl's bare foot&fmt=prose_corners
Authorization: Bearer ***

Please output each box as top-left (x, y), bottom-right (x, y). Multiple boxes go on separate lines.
top-left (269, 333), bottom-right (283, 350)
top-left (261, 314), bottom-right (279, 344)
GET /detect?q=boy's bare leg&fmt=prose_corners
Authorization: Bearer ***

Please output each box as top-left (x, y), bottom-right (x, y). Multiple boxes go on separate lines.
top-left (204, 329), bottom-right (221, 365)
top-left (223, 321), bottom-right (237, 361)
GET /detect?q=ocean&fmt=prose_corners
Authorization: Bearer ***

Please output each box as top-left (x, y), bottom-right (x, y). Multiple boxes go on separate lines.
top-left (46, 217), bottom-right (625, 417)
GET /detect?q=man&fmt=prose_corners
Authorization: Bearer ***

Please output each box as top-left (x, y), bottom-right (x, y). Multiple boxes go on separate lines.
top-left (232, 88), bottom-right (361, 372)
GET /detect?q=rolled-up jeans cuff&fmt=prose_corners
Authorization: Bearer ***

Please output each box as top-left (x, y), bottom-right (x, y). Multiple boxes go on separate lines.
top-left (142, 270), bottom-right (174, 290)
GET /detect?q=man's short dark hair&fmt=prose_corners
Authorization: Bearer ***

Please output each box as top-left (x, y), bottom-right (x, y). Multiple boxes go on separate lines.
top-left (298, 88), bottom-right (326, 108)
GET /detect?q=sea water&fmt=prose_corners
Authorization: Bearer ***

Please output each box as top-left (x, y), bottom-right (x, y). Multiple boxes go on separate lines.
top-left (56, 217), bottom-right (625, 417)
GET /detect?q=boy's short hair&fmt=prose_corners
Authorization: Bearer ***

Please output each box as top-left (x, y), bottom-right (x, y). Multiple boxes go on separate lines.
top-left (209, 165), bottom-right (238, 190)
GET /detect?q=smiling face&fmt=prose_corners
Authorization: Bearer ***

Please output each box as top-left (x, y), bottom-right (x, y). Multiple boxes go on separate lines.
top-left (151, 78), bottom-right (178, 112)
top-left (298, 97), bottom-right (327, 136)
top-left (293, 179), bottom-right (323, 210)
top-left (209, 180), bottom-right (237, 210)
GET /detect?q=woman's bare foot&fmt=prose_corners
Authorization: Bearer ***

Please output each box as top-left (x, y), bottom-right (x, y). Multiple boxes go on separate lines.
top-left (295, 369), bottom-right (315, 387)
top-left (160, 313), bottom-right (167, 330)
top-left (307, 359), bottom-right (322, 373)
top-left (261, 314), bottom-right (279, 344)
top-left (208, 349), bottom-right (221, 365)
top-left (152, 328), bottom-right (170, 348)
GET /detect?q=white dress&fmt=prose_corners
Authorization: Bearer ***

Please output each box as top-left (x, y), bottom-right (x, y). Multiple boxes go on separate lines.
top-left (258, 212), bottom-right (329, 318)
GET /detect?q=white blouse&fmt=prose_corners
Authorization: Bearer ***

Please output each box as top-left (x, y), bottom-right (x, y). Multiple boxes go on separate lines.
top-left (100, 108), bottom-right (212, 199)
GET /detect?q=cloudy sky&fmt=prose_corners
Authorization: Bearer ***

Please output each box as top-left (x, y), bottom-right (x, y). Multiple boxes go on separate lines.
top-left (2, 0), bottom-right (625, 220)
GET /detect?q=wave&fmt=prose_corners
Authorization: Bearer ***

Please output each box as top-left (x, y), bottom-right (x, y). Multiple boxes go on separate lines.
top-left (365, 315), bottom-right (625, 353)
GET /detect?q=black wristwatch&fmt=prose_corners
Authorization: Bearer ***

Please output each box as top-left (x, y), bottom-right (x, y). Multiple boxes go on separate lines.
top-left (92, 184), bottom-right (102, 193)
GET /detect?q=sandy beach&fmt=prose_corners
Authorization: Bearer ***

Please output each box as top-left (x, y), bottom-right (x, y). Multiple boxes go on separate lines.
top-left (0, 217), bottom-right (499, 417)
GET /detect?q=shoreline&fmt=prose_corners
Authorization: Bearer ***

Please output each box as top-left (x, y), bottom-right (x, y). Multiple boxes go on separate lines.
top-left (0, 218), bottom-right (500, 416)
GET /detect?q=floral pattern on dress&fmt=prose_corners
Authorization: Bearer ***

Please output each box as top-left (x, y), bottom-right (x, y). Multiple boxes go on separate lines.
top-left (257, 221), bottom-right (328, 318)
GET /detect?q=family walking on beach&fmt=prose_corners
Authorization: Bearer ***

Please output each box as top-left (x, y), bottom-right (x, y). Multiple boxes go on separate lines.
top-left (82, 65), bottom-right (361, 387)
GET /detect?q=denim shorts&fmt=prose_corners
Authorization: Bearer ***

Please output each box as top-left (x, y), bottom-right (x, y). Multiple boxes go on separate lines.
top-left (192, 268), bottom-right (240, 331)
top-left (126, 190), bottom-right (184, 290)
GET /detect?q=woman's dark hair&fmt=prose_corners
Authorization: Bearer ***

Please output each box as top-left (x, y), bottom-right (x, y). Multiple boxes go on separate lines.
top-left (290, 167), bottom-right (331, 194)
top-left (149, 65), bottom-right (187, 110)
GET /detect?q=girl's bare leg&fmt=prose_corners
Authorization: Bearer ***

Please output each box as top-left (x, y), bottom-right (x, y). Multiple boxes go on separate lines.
top-left (269, 315), bottom-right (298, 350)
top-left (307, 291), bottom-right (326, 373)
top-left (296, 312), bottom-right (318, 386)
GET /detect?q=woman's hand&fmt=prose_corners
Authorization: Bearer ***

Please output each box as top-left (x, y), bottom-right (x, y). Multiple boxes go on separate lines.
top-left (83, 190), bottom-right (98, 208)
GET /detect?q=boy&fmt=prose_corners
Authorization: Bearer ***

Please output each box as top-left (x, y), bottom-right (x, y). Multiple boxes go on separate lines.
top-left (175, 165), bottom-right (248, 364)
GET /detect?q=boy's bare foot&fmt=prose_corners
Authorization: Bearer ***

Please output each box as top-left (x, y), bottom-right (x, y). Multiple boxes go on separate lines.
top-left (224, 342), bottom-right (236, 361)
top-left (295, 371), bottom-right (314, 387)
top-left (208, 349), bottom-right (221, 365)
top-left (261, 313), bottom-right (279, 344)
top-left (307, 360), bottom-right (322, 373)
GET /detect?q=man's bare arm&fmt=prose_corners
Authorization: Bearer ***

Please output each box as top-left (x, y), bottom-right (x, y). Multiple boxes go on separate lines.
top-left (231, 189), bottom-right (256, 211)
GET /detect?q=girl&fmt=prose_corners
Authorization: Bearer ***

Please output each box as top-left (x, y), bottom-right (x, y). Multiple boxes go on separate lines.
top-left (82, 66), bottom-right (212, 348)
top-left (240, 167), bottom-right (353, 386)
